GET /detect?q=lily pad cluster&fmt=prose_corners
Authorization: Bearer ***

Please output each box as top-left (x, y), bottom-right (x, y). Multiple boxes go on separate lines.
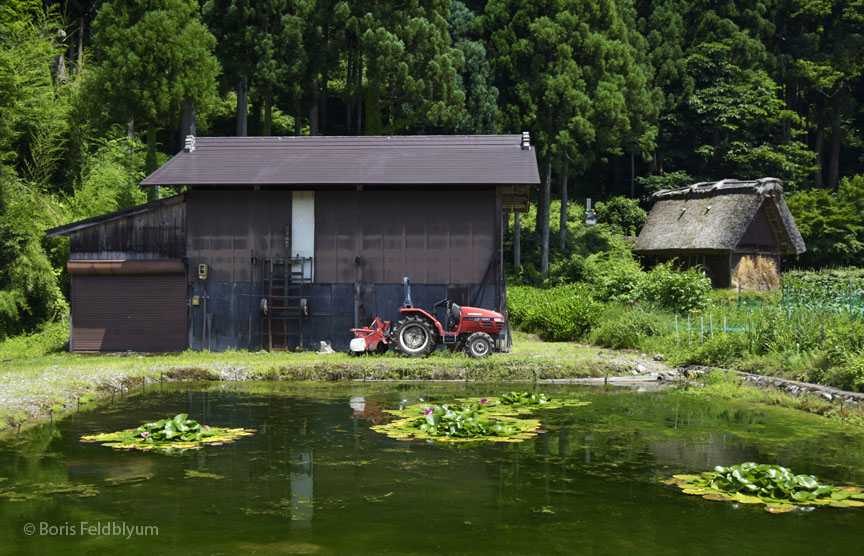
top-left (81, 413), bottom-right (255, 452)
top-left (371, 392), bottom-right (589, 443)
top-left (500, 391), bottom-right (551, 407)
top-left (666, 462), bottom-right (864, 513)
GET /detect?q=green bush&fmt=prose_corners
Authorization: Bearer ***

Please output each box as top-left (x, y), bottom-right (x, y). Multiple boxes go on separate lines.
top-left (583, 252), bottom-right (645, 302)
top-left (636, 262), bottom-right (712, 313)
top-left (508, 284), bottom-right (603, 341)
top-left (594, 196), bottom-right (647, 236)
top-left (590, 305), bottom-right (671, 350)
top-left (676, 333), bottom-right (748, 368)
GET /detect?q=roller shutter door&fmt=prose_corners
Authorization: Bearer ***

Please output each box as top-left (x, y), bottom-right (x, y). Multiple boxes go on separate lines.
top-left (71, 274), bottom-right (187, 352)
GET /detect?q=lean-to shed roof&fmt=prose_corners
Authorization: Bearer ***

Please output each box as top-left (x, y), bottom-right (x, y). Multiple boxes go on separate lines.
top-left (45, 194), bottom-right (185, 237)
top-left (139, 134), bottom-right (541, 187)
top-left (634, 178), bottom-right (806, 256)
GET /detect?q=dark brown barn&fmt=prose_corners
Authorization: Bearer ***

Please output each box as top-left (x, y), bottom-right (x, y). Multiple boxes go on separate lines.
top-left (633, 178), bottom-right (806, 289)
top-left (46, 134), bottom-right (538, 352)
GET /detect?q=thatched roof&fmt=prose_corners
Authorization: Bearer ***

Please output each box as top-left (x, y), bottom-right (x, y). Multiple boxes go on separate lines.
top-left (634, 178), bottom-right (806, 256)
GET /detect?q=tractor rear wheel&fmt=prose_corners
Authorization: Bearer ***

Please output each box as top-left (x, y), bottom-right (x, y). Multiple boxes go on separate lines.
top-left (465, 332), bottom-right (493, 358)
top-left (392, 315), bottom-right (437, 356)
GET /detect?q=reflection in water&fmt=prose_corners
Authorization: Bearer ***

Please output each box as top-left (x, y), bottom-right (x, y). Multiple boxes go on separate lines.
top-left (290, 450), bottom-right (313, 529)
top-left (2, 383), bottom-right (864, 556)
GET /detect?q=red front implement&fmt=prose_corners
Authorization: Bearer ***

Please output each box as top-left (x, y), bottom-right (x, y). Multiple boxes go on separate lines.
top-left (348, 317), bottom-right (390, 355)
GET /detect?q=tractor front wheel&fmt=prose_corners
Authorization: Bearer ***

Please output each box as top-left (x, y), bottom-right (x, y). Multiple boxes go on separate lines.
top-left (465, 332), bottom-right (494, 358)
top-left (392, 316), bottom-right (437, 357)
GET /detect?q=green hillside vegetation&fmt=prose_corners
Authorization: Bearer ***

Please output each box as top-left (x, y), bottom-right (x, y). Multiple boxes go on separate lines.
top-left (2, 1), bottom-right (864, 388)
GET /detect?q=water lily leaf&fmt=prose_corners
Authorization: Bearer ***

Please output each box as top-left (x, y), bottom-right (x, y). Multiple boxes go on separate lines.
top-left (828, 499), bottom-right (864, 508)
top-left (791, 491), bottom-right (816, 502)
top-left (702, 493), bottom-right (735, 502)
top-left (837, 486), bottom-right (864, 493)
top-left (733, 494), bottom-right (764, 504)
top-left (681, 488), bottom-right (709, 495)
top-left (672, 475), bottom-right (700, 482)
top-left (765, 504), bottom-right (796, 514)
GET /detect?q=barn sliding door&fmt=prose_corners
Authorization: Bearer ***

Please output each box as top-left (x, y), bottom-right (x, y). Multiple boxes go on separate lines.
top-left (71, 274), bottom-right (187, 352)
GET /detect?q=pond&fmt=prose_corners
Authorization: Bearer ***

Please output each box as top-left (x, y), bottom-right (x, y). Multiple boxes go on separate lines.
top-left (2, 381), bottom-right (864, 555)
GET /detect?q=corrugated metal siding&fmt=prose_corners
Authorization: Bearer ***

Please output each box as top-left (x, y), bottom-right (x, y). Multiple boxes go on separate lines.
top-left (315, 190), bottom-right (495, 284)
top-left (186, 190), bottom-right (293, 283)
top-left (71, 274), bottom-right (187, 352)
top-left (68, 198), bottom-right (185, 260)
top-left (140, 135), bottom-right (541, 186)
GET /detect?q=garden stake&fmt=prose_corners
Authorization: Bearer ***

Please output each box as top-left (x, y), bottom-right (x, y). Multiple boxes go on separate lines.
top-left (710, 315), bottom-right (714, 338)
top-left (675, 315), bottom-right (679, 346)
top-left (77, 397), bottom-right (80, 412)
top-left (700, 317), bottom-right (704, 345)
top-left (688, 315), bottom-right (691, 347)
top-left (724, 316), bottom-right (727, 334)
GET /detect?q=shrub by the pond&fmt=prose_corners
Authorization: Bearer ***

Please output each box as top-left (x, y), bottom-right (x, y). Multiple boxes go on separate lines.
top-left (507, 284), bottom-right (602, 341)
top-left (636, 262), bottom-right (712, 313)
top-left (667, 462), bottom-right (864, 513)
top-left (590, 305), bottom-right (672, 350)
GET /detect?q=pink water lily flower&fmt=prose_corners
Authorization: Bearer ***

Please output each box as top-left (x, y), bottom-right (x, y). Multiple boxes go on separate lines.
top-left (423, 407), bottom-right (434, 415)
top-left (480, 398), bottom-right (488, 404)
top-left (141, 431), bottom-right (149, 438)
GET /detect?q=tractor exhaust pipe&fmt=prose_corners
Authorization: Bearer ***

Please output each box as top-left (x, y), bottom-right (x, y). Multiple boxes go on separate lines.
top-left (402, 277), bottom-right (413, 308)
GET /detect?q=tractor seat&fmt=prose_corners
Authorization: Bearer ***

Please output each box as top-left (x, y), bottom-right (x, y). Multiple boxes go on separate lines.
top-left (450, 302), bottom-right (461, 323)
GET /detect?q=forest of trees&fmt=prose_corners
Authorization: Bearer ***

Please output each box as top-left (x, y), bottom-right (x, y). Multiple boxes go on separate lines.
top-left (1, 0), bottom-right (863, 339)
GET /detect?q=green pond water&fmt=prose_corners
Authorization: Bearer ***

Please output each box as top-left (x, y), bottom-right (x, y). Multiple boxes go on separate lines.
top-left (2, 381), bottom-right (864, 555)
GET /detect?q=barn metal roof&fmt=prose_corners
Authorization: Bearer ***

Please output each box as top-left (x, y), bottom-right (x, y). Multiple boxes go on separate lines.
top-left (139, 135), bottom-right (541, 187)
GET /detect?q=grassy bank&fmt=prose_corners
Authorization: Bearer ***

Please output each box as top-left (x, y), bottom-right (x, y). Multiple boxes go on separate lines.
top-left (0, 328), bottom-right (659, 433)
top-left (677, 370), bottom-right (864, 427)
top-left (508, 268), bottom-right (864, 392)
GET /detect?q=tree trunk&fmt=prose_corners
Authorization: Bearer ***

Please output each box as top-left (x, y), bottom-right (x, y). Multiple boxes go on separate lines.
top-left (630, 151), bottom-right (635, 198)
top-left (263, 95), bottom-right (273, 136)
top-left (77, 16), bottom-right (84, 72)
top-left (559, 158), bottom-right (568, 254)
top-left (541, 159), bottom-right (551, 279)
top-left (309, 104), bottom-right (319, 136)
top-left (236, 73), bottom-right (248, 137)
top-left (829, 93), bottom-right (843, 190)
top-left (514, 213), bottom-right (521, 268)
top-left (321, 32), bottom-right (329, 133)
top-left (346, 47), bottom-right (354, 133)
top-left (295, 104), bottom-right (302, 135)
top-left (127, 117), bottom-right (135, 139)
top-left (355, 54), bottom-right (364, 135)
top-left (180, 99), bottom-right (196, 150)
top-left (145, 121), bottom-right (159, 200)
top-left (814, 99), bottom-right (827, 188)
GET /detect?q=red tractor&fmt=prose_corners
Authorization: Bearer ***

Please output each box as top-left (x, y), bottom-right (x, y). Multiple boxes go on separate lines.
top-left (349, 278), bottom-right (506, 358)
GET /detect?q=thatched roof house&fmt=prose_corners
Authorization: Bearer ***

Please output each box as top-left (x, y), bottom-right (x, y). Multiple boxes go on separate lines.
top-left (634, 178), bottom-right (805, 289)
